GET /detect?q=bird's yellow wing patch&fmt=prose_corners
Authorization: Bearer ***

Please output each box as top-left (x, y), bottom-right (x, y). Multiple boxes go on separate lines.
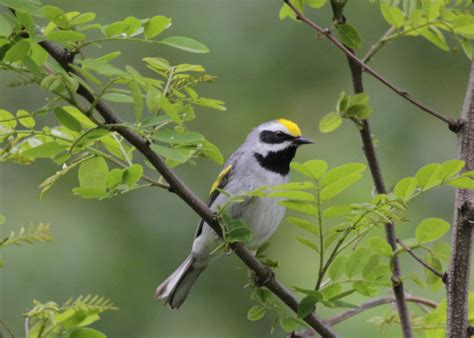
top-left (277, 118), bottom-right (301, 137)
top-left (210, 165), bottom-right (232, 194)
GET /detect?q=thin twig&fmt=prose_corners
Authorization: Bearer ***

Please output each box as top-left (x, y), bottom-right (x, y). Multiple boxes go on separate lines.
top-left (362, 26), bottom-right (396, 64)
top-left (0, 319), bottom-right (15, 338)
top-left (289, 294), bottom-right (437, 337)
top-left (327, 295), bottom-right (437, 326)
top-left (396, 238), bottom-right (445, 280)
top-left (28, 18), bottom-right (338, 338)
top-left (111, 133), bottom-right (132, 166)
top-left (283, 0), bottom-right (459, 131)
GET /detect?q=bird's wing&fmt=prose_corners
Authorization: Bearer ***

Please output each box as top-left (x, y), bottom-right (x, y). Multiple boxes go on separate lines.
top-left (194, 151), bottom-right (243, 238)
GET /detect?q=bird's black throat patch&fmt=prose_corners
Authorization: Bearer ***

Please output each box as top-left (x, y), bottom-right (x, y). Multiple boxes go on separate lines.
top-left (254, 146), bottom-right (297, 176)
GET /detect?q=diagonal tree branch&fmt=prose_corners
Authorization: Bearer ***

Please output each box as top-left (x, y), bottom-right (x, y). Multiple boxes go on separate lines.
top-left (283, 1), bottom-right (414, 336)
top-left (446, 57), bottom-right (474, 338)
top-left (29, 26), bottom-right (339, 338)
top-left (283, 0), bottom-right (459, 131)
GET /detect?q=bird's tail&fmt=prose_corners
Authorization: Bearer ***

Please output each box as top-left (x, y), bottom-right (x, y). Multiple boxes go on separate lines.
top-left (155, 254), bottom-right (206, 309)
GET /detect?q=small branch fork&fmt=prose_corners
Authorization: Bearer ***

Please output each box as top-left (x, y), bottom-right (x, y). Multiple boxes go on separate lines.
top-left (13, 16), bottom-right (339, 338)
top-left (283, 0), bottom-right (460, 132)
top-left (396, 239), bottom-right (446, 281)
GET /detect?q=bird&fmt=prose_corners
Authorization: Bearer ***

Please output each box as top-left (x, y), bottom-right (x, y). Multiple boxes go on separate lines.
top-left (155, 118), bottom-right (314, 309)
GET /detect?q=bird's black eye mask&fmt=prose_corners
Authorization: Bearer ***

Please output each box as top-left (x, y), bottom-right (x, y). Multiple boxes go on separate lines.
top-left (259, 130), bottom-right (295, 144)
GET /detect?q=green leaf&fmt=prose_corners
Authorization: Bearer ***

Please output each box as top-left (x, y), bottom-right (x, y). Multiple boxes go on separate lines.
top-left (416, 163), bottom-right (441, 190)
top-left (337, 23), bottom-right (362, 49)
top-left (439, 160), bottom-right (465, 180)
top-left (23, 142), bottom-right (68, 158)
top-left (273, 181), bottom-right (314, 190)
top-left (278, 201), bottom-right (317, 215)
top-left (69, 328), bottom-right (106, 338)
top-left (150, 144), bottom-right (194, 164)
top-left (153, 129), bottom-right (204, 144)
top-left (303, 160), bottom-right (328, 179)
top-left (123, 164), bottom-right (143, 186)
top-left (416, 218), bottom-right (450, 244)
top-left (394, 177), bottom-right (417, 200)
top-left (460, 37), bottom-right (473, 60)
top-left (279, 317), bottom-right (301, 332)
top-left (361, 254), bottom-right (380, 280)
top-left (321, 283), bottom-right (343, 300)
top-left (453, 15), bottom-right (474, 39)
top-left (247, 305), bottom-right (265, 321)
top-left (0, 109), bottom-right (16, 128)
top-left (319, 112), bottom-right (342, 133)
top-left (321, 163), bottom-right (366, 187)
top-left (0, 14), bottom-right (12, 37)
top-left (200, 140), bottom-right (224, 165)
top-left (55, 107), bottom-right (82, 132)
top-left (380, 3), bottom-right (405, 28)
top-left (144, 15), bottom-right (171, 39)
top-left (160, 36), bottom-right (209, 53)
top-left (336, 91), bottom-right (349, 113)
top-left (226, 219), bottom-right (252, 244)
top-left (346, 247), bottom-right (371, 278)
top-left (368, 237), bottom-right (393, 257)
top-left (104, 21), bottom-right (128, 37)
top-left (128, 80), bottom-right (143, 122)
top-left (297, 295), bottom-right (318, 318)
top-left (107, 168), bottom-right (124, 189)
top-left (192, 97), bottom-right (226, 111)
top-left (269, 190), bottom-right (315, 202)
top-left (345, 104), bottom-right (372, 119)
top-left (158, 95), bottom-right (181, 124)
top-left (76, 157), bottom-right (108, 190)
top-left (323, 205), bottom-right (352, 218)
top-left (4, 39), bottom-right (31, 62)
top-left (16, 109), bottom-right (35, 128)
top-left (279, 3), bottom-right (297, 21)
top-left (295, 237), bottom-right (319, 252)
top-left (448, 177), bottom-right (474, 189)
top-left (72, 12), bottom-right (96, 25)
top-left (0, 214), bottom-right (6, 225)
top-left (46, 30), bottom-right (86, 42)
top-left (103, 93), bottom-right (133, 103)
top-left (432, 242), bottom-right (451, 262)
top-left (353, 281), bottom-right (378, 297)
top-left (287, 217), bottom-right (318, 235)
top-left (74, 128), bottom-right (109, 149)
top-left (43, 5), bottom-right (70, 29)
top-left (320, 174), bottom-right (362, 201)
top-left (329, 255), bottom-right (347, 281)
top-left (424, 254), bottom-right (443, 291)
top-left (419, 27), bottom-right (449, 51)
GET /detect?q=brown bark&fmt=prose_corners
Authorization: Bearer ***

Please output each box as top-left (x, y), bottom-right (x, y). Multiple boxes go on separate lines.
top-left (446, 58), bottom-right (474, 338)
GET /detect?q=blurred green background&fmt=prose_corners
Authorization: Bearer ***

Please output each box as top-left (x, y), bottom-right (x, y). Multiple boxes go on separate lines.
top-left (0, 1), bottom-right (472, 337)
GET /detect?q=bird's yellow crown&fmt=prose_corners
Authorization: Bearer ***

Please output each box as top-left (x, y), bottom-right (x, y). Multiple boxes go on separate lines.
top-left (277, 118), bottom-right (301, 137)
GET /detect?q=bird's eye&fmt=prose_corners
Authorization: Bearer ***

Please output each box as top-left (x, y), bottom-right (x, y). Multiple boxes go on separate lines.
top-left (275, 131), bottom-right (284, 138)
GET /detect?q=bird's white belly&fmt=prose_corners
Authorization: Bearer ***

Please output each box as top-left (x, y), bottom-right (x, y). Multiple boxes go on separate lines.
top-left (240, 197), bottom-right (285, 250)
top-left (192, 170), bottom-right (288, 260)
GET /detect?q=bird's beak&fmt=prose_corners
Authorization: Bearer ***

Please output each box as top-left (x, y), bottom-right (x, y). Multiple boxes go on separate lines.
top-left (293, 136), bottom-right (314, 145)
